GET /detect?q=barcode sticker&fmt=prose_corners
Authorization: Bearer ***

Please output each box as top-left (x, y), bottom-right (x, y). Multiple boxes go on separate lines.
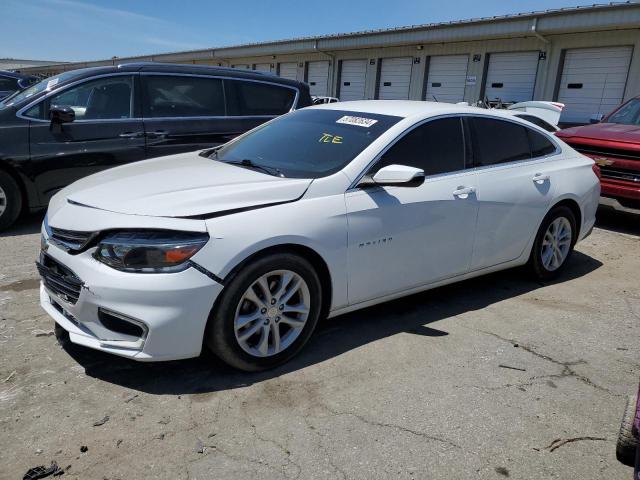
top-left (336, 115), bottom-right (378, 128)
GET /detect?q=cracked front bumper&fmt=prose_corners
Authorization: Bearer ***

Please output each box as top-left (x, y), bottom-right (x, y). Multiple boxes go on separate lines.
top-left (39, 240), bottom-right (223, 361)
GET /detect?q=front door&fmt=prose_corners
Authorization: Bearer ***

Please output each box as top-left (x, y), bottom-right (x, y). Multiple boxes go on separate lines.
top-left (345, 117), bottom-right (479, 305)
top-left (29, 74), bottom-right (146, 204)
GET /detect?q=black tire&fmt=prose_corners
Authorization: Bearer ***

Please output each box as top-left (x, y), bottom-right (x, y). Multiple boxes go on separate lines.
top-left (616, 394), bottom-right (638, 466)
top-left (528, 205), bottom-right (577, 281)
top-left (0, 170), bottom-right (22, 231)
top-left (205, 253), bottom-right (322, 371)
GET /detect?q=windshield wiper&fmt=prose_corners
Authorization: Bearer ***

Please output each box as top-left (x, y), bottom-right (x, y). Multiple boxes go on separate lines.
top-left (224, 159), bottom-right (285, 178)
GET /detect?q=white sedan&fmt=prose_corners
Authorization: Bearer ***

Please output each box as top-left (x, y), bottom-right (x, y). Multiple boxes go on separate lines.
top-left (38, 101), bottom-right (600, 371)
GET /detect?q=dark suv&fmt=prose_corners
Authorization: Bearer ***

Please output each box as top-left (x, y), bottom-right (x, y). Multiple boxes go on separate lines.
top-left (0, 63), bottom-right (312, 230)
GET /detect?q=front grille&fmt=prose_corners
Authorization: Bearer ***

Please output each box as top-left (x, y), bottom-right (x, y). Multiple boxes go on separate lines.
top-left (572, 145), bottom-right (640, 161)
top-left (50, 227), bottom-right (97, 252)
top-left (36, 255), bottom-right (83, 304)
top-left (599, 166), bottom-right (640, 183)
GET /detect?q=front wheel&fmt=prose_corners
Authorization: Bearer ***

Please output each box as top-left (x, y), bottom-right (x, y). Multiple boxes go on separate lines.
top-left (205, 253), bottom-right (322, 371)
top-left (528, 205), bottom-right (577, 281)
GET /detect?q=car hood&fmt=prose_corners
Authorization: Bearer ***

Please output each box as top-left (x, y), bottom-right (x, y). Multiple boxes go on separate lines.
top-left (557, 123), bottom-right (640, 145)
top-left (59, 152), bottom-right (312, 218)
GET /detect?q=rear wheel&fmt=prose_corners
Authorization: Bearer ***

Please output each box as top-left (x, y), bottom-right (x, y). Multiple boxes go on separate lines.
top-left (616, 394), bottom-right (638, 466)
top-left (205, 253), bottom-right (322, 371)
top-left (0, 170), bottom-right (22, 231)
top-left (528, 205), bottom-right (577, 281)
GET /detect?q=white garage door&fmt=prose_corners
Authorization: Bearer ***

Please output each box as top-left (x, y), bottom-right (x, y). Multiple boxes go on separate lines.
top-left (485, 51), bottom-right (540, 103)
top-left (278, 62), bottom-right (298, 81)
top-left (425, 54), bottom-right (469, 103)
top-left (378, 57), bottom-right (412, 100)
top-left (231, 64), bottom-right (251, 70)
top-left (339, 59), bottom-right (367, 101)
top-left (254, 63), bottom-right (271, 73)
top-left (558, 46), bottom-right (633, 124)
top-left (307, 61), bottom-right (330, 96)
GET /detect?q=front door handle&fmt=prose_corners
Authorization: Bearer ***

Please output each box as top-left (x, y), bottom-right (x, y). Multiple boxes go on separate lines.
top-left (119, 131), bottom-right (144, 138)
top-left (453, 186), bottom-right (476, 198)
top-left (532, 173), bottom-right (550, 184)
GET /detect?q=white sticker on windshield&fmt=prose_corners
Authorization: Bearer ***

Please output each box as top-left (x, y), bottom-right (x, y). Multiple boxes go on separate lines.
top-left (336, 115), bottom-right (378, 128)
top-left (46, 78), bottom-right (59, 90)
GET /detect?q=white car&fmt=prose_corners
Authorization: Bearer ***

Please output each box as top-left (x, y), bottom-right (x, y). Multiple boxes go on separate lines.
top-left (38, 101), bottom-right (600, 371)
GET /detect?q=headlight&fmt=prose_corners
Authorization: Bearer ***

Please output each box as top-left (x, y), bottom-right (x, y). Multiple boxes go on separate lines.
top-left (94, 231), bottom-right (209, 273)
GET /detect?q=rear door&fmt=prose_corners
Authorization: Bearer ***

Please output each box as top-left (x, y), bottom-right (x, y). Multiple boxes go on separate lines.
top-left (141, 73), bottom-right (238, 158)
top-left (468, 116), bottom-right (558, 270)
top-left (27, 74), bottom-right (146, 204)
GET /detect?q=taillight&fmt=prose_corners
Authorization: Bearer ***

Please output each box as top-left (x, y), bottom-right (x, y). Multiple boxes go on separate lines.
top-left (592, 163), bottom-right (601, 180)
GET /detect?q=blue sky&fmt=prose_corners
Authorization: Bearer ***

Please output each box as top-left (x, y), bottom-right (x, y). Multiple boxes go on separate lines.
top-left (2, 0), bottom-right (600, 62)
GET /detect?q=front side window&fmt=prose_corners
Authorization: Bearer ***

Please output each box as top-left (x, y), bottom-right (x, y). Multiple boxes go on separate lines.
top-left (605, 98), bottom-right (640, 126)
top-left (48, 76), bottom-right (133, 120)
top-left (471, 117), bottom-right (530, 166)
top-left (142, 75), bottom-right (224, 118)
top-left (372, 117), bottom-right (465, 177)
top-left (226, 80), bottom-right (296, 116)
top-left (214, 109), bottom-right (401, 178)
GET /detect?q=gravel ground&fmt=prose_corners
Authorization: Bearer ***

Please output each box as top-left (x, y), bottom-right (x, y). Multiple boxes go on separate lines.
top-left (0, 207), bottom-right (638, 480)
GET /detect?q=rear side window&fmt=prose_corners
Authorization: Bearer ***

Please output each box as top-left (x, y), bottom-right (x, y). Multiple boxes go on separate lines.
top-left (471, 117), bottom-right (530, 166)
top-left (0, 76), bottom-right (18, 91)
top-left (143, 75), bottom-right (224, 117)
top-left (527, 129), bottom-right (556, 158)
top-left (226, 80), bottom-right (296, 116)
top-left (374, 117), bottom-right (465, 176)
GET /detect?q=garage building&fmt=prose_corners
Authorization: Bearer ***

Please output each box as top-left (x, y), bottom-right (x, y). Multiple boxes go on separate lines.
top-left (18, 2), bottom-right (640, 124)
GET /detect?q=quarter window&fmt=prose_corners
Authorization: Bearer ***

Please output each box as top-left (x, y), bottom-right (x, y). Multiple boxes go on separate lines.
top-left (527, 129), bottom-right (556, 158)
top-left (142, 75), bottom-right (224, 117)
top-left (373, 117), bottom-right (465, 176)
top-left (515, 114), bottom-right (557, 133)
top-left (226, 80), bottom-right (296, 116)
top-left (48, 76), bottom-right (133, 120)
top-left (471, 117), bottom-right (530, 166)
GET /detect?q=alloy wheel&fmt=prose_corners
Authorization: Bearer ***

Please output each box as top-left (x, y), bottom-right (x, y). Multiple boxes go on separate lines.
top-left (0, 185), bottom-right (6, 218)
top-left (234, 270), bottom-right (310, 357)
top-left (541, 217), bottom-right (572, 271)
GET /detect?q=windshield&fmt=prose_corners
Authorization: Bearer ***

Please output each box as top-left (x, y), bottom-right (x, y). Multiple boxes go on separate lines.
top-left (605, 98), bottom-right (640, 126)
top-left (214, 109), bottom-right (401, 178)
top-left (1, 71), bottom-right (78, 108)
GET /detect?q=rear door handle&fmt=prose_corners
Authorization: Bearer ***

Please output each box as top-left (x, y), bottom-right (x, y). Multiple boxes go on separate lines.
top-left (532, 173), bottom-right (550, 183)
top-left (452, 186), bottom-right (476, 198)
top-left (119, 131), bottom-right (144, 138)
top-left (147, 130), bottom-right (169, 138)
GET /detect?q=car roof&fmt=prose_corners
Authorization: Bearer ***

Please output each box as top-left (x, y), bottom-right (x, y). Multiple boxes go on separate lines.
top-left (309, 100), bottom-right (520, 121)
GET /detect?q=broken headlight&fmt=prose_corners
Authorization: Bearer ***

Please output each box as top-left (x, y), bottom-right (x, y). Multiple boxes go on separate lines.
top-left (94, 231), bottom-right (209, 273)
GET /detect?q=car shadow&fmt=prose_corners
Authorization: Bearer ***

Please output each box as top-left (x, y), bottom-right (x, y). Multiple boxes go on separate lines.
top-left (0, 212), bottom-right (44, 238)
top-left (59, 250), bottom-right (603, 395)
top-left (596, 206), bottom-right (639, 236)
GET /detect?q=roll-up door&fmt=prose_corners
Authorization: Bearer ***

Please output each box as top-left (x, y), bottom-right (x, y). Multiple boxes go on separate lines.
top-left (339, 59), bottom-right (367, 101)
top-left (231, 64), bottom-right (251, 70)
top-left (557, 46), bottom-right (633, 124)
top-left (254, 63), bottom-right (271, 73)
top-left (307, 61), bottom-right (330, 96)
top-left (484, 51), bottom-right (540, 103)
top-left (278, 62), bottom-right (298, 81)
top-left (425, 54), bottom-right (469, 103)
top-left (378, 57), bottom-right (412, 100)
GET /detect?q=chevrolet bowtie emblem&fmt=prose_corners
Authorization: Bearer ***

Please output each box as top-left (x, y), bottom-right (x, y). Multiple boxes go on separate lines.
top-left (593, 157), bottom-right (614, 166)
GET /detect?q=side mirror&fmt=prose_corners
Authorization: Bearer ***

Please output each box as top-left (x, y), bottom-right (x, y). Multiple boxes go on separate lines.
top-left (589, 113), bottom-right (604, 124)
top-left (50, 105), bottom-right (75, 124)
top-left (365, 164), bottom-right (425, 187)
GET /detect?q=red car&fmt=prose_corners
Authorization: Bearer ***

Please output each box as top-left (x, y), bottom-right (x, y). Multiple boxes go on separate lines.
top-left (556, 96), bottom-right (640, 213)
